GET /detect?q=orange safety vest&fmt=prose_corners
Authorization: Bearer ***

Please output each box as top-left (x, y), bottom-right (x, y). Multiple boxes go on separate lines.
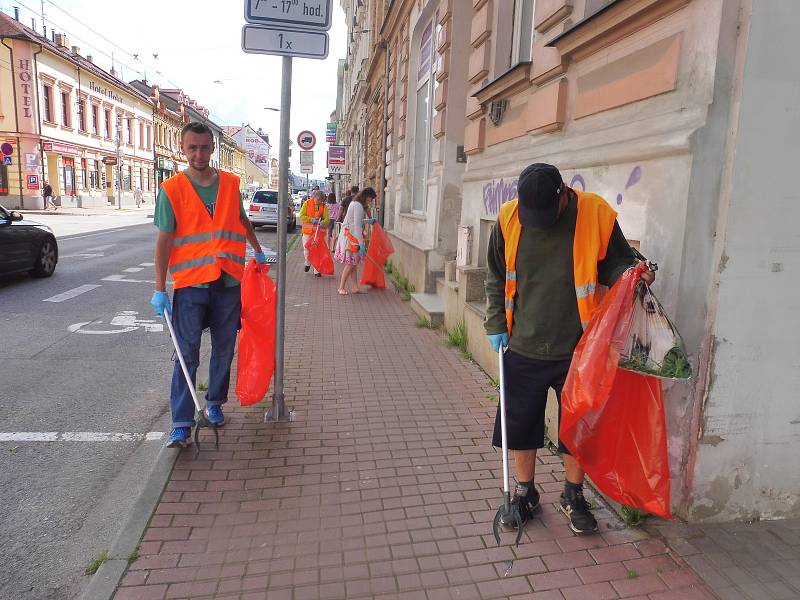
top-left (498, 190), bottom-right (617, 333)
top-left (301, 199), bottom-right (324, 235)
top-left (162, 170), bottom-right (247, 289)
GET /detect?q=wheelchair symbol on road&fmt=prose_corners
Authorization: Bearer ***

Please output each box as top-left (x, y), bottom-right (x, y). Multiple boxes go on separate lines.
top-left (67, 311), bottom-right (164, 335)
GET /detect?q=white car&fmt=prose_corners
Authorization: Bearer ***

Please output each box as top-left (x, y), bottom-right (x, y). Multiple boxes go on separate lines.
top-left (248, 189), bottom-right (297, 232)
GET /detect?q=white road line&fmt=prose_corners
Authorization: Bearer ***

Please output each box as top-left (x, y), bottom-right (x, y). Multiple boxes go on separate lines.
top-left (139, 262), bottom-right (154, 267)
top-left (43, 284), bottom-right (102, 303)
top-left (0, 432), bottom-right (166, 442)
top-left (102, 274), bottom-right (156, 284)
top-left (85, 244), bottom-right (115, 252)
top-left (123, 267), bottom-right (144, 273)
top-left (60, 229), bottom-right (126, 241)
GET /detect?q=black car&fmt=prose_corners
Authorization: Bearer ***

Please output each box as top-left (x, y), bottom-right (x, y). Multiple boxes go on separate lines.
top-left (0, 204), bottom-right (58, 277)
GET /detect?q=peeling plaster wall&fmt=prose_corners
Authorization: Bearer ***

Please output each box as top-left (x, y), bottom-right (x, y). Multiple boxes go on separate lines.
top-left (689, 1), bottom-right (800, 521)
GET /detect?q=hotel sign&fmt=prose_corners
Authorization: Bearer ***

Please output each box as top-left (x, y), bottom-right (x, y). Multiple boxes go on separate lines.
top-left (88, 80), bottom-right (124, 104)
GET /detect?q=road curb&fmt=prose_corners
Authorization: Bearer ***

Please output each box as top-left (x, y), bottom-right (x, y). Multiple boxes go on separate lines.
top-left (79, 443), bottom-right (180, 600)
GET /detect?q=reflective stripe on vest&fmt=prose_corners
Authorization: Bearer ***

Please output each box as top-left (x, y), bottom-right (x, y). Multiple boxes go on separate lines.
top-left (498, 191), bottom-right (617, 334)
top-left (162, 170), bottom-right (247, 288)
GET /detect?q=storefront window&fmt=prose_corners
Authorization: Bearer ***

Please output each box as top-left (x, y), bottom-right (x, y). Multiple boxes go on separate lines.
top-left (62, 158), bottom-right (75, 196)
top-left (90, 160), bottom-right (99, 189)
top-left (0, 164), bottom-right (8, 195)
top-left (127, 166), bottom-right (133, 191)
top-left (78, 158), bottom-right (87, 190)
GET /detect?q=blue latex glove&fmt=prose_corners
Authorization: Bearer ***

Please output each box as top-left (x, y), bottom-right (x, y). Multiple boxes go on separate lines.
top-left (254, 251), bottom-right (267, 264)
top-left (150, 290), bottom-right (170, 318)
top-left (365, 217), bottom-right (377, 225)
top-left (487, 332), bottom-right (509, 353)
top-left (358, 242), bottom-right (366, 255)
top-left (311, 217), bottom-right (321, 224)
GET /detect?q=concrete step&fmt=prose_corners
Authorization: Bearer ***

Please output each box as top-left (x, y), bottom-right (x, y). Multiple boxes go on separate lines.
top-left (409, 292), bottom-right (445, 328)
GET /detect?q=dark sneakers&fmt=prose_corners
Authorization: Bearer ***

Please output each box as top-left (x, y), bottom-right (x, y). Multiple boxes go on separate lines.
top-left (500, 482), bottom-right (540, 530)
top-left (559, 482), bottom-right (599, 534)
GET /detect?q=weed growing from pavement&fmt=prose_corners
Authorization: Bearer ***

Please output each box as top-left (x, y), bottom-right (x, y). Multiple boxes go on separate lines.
top-left (446, 320), bottom-right (471, 359)
top-left (627, 570), bottom-right (639, 579)
top-left (286, 232), bottom-right (301, 253)
top-left (385, 260), bottom-right (415, 301)
top-left (621, 505), bottom-right (647, 527)
top-left (85, 550), bottom-right (110, 575)
top-left (127, 547), bottom-right (140, 564)
top-left (197, 381), bottom-right (208, 392)
top-left (415, 315), bottom-right (432, 328)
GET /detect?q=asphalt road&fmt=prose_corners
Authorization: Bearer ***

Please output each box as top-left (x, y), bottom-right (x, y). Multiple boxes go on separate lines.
top-left (0, 220), bottom-right (278, 599)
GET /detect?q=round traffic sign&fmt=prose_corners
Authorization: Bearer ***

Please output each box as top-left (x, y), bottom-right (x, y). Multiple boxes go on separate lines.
top-left (297, 130), bottom-right (316, 151)
top-left (1, 143), bottom-right (13, 156)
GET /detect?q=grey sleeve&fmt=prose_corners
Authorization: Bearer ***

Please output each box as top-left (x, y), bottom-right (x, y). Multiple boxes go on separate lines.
top-left (484, 221), bottom-right (508, 334)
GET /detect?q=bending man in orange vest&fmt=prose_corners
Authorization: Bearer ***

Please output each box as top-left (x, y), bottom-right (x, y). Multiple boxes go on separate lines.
top-left (485, 163), bottom-right (654, 534)
top-left (150, 121), bottom-right (267, 448)
top-left (299, 189), bottom-right (330, 276)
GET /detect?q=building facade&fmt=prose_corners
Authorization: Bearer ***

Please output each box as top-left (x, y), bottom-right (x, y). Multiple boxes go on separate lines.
top-left (0, 14), bottom-right (155, 209)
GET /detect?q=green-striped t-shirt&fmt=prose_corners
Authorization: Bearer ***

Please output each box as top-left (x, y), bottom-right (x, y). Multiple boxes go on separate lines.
top-left (154, 174), bottom-right (247, 288)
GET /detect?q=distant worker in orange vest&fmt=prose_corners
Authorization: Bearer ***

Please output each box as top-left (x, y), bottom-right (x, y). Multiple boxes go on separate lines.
top-left (150, 121), bottom-right (267, 448)
top-left (299, 189), bottom-right (330, 277)
top-left (485, 163), bottom-right (655, 535)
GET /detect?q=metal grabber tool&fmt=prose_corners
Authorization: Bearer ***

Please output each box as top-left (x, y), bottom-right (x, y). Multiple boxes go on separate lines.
top-left (492, 346), bottom-right (524, 546)
top-left (163, 311), bottom-right (219, 454)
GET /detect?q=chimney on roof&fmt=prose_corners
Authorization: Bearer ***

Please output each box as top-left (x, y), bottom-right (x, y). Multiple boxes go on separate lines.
top-left (54, 33), bottom-right (69, 48)
top-left (51, 30), bottom-right (55, 42)
top-left (31, 18), bottom-right (36, 31)
top-left (86, 54), bottom-right (93, 63)
top-left (110, 67), bottom-right (118, 77)
top-left (71, 45), bottom-right (80, 55)
top-left (13, 7), bottom-right (19, 21)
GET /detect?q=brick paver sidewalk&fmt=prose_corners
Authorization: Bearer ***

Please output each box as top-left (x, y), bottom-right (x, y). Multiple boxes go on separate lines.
top-left (113, 246), bottom-right (715, 600)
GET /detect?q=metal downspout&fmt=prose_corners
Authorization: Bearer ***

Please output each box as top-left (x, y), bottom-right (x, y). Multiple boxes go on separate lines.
top-left (379, 43), bottom-right (389, 227)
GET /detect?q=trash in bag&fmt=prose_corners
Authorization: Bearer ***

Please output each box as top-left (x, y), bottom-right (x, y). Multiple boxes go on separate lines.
top-left (360, 223), bottom-right (394, 289)
top-left (618, 282), bottom-right (691, 380)
top-left (561, 263), bottom-right (672, 519)
top-left (236, 260), bottom-right (276, 407)
top-left (304, 227), bottom-right (335, 275)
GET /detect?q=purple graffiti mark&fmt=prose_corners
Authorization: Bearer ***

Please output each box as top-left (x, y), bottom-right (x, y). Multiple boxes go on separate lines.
top-left (570, 174), bottom-right (586, 192)
top-left (483, 178), bottom-right (518, 216)
top-left (616, 165), bottom-right (642, 205)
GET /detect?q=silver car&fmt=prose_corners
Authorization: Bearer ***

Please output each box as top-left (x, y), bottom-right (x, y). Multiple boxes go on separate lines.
top-left (248, 189), bottom-right (297, 232)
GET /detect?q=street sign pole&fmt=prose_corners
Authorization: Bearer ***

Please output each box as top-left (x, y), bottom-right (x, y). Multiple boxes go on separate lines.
top-left (266, 54), bottom-right (292, 423)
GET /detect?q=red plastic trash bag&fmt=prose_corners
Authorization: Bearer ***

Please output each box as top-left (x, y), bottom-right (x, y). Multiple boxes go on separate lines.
top-left (236, 260), bottom-right (276, 406)
top-left (360, 223), bottom-right (394, 288)
top-left (560, 263), bottom-right (672, 518)
top-left (304, 226), bottom-right (334, 275)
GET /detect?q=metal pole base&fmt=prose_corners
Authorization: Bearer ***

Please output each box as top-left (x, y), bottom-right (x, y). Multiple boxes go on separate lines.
top-left (265, 392), bottom-right (292, 422)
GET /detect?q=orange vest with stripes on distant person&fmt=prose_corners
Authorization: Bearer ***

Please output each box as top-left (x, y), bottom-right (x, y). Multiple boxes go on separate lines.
top-left (498, 191), bottom-right (617, 333)
top-left (162, 171), bottom-right (247, 289)
top-left (301, 199), bottom-right (325, 235)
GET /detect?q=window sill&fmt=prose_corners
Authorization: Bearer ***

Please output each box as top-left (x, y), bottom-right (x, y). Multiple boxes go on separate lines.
top-left (400, 211), bottom-right (426, 221)
top-left (473, 61), bottom-right (532, 106)
top-left (60, 126), bottom-right (74, 132)
top-left (546, 0), bottom-right (690, 59)
top-left (42, 120), bottom-right (57, 127)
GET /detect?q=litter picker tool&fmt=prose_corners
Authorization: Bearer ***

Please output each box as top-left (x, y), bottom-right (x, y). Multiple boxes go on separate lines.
top-left (492, 346), bottom-right (524, 546)
top-left (163, 311), bottom-right (219, 454)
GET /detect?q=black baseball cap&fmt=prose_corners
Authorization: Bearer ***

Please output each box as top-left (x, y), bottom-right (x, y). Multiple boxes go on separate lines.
top-left (517, 163), bottom-right (565, 229)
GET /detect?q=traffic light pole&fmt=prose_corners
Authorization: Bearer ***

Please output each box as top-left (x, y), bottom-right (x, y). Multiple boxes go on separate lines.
top-left (266, 55), bottom-right (292, 423)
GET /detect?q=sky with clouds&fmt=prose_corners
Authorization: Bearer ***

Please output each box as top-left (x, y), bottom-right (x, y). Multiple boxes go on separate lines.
top-left (1, 0), bottom-right (347, 178)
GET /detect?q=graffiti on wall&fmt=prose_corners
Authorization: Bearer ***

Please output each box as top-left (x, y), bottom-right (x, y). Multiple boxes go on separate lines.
top-left (483, 178), bottom-right (518, 216)
top-left (569, 166), bottom-right (642, 206)
top-left (482, 166), bottom-right (643, 217)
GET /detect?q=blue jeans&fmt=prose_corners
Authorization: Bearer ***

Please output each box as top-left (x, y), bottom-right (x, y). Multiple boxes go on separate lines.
top-left (169, 280), bottom-right (241, 427)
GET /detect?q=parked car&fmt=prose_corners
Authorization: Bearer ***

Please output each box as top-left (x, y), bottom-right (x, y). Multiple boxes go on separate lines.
top-left (248, 189), bottom-right (297, 232)
top-left (0, 204), bottom-right (58, 277)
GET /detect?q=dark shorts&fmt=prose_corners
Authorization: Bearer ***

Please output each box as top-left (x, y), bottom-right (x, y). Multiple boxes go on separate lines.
top-left (492, 350), bottom-right (572, 454)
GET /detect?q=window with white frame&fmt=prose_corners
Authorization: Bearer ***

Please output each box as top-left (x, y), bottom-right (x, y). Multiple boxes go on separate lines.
top-left (411, 19), bottom-right (435, 214)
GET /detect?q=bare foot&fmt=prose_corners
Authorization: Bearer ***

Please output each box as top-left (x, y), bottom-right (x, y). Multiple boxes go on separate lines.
top-left (337, 289), bottom-right (349, 295)
top-left (353, 287), bottom-right (367, 294)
